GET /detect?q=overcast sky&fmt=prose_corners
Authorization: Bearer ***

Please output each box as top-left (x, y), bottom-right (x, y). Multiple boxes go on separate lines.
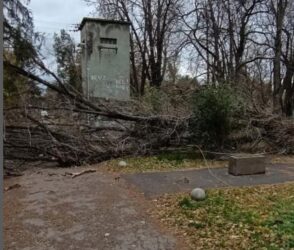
top-left (29, 0), bottom-right (93, 40)
top-left (28, 0), bottom-right (191, 76)
top-left (28, 0), bottom-right (94, 68)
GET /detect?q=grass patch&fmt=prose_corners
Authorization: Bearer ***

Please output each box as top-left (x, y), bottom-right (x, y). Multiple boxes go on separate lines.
top-left (153, 183), bottom-right (294, 250)
top-left (270, 155), bottom-right (294, 164)
top-left (101, 152), bottom-right (227, 173)
top-left (99, 153), bottom-right (293, 174)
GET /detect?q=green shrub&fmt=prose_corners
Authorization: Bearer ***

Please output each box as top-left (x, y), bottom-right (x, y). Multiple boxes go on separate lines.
top-left (190, 84), bottom-right (244, 149)
top-left (140, 86), bottom-right (170, 114)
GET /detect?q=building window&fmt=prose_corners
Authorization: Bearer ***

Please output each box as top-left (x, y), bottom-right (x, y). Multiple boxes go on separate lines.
top-left (100, 38), bottom-right (117, 45)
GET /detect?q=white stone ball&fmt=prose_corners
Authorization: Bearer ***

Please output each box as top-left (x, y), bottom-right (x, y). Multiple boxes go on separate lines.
top-left (190, 188), bottom-right (206, 201)
top-left (118, 160), bottom-right (127, 167)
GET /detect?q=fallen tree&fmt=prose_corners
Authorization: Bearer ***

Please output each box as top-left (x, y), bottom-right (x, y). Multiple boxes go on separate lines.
top-left (4, 60), bottom-right (190, 166)
top-left (4, 60), bottom-right (293, 169)
top-left (248, 111), bottom-right (294, 153)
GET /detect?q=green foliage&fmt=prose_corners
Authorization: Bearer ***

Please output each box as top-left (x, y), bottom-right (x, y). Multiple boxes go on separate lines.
top-left (157, 152), bottom-right (193, 163)
top-left (140, 85), bottom-right (192, 117)
top-left (190, 84), bottom-right (244, 149)
top-left (141, 86), bottom-right (170, 113)
top-left (156, 151), bottom-right (210, 164)
top-left (157, 184), bottom-right (294, 249)
top-left (264, 200), bottom-right (294, 249)
top-left (4, 66), bottom-right (23, 105)
top-left (178, 197), bottom-right (197, 209)
top-left (4, 0), bottom-right (43, 106)
top-left (4, 0), bottom-right (34, 43)
top-left (178, 194), bottom-right (256, 224)
top-left (4, 50), bottom-right (40, 106)
top-left (4, 0), bottom-right (42, 65)
top-left (53, 29), bottom-right (82, 91)
top-left (104, 155), bottom-right (226, 173)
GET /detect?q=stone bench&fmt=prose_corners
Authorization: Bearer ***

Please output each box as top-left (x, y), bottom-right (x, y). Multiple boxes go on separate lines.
top-left (228, 154), bottom-right (266, 176)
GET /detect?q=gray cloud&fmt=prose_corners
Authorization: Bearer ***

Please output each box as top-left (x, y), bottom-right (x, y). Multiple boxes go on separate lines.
top-left (29, 0), bottom-right (94, 39)
top-left (28, 0), bottom-right (94, 72)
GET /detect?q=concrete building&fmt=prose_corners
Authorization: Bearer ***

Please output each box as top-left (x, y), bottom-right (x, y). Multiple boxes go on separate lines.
top-left (79, 18), bottom-right (131, 100)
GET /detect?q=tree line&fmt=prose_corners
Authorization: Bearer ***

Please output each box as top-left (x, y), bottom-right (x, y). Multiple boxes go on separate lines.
top-left (84, 0), bottom-right (293, 116)
top-left (4, 0), bottom-right (294, 116)
top-left (3, 0), bottom-right (294, 116)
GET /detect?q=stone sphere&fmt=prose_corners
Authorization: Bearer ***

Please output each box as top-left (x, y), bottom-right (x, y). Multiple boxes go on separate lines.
top-left (118, 160), bottom-right (127, 167)
top-left (190, 188), bottom-right (206, 201)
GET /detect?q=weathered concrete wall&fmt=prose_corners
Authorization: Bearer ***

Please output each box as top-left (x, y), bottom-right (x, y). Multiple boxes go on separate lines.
top-left (80, 19), bottom-right (130, 100)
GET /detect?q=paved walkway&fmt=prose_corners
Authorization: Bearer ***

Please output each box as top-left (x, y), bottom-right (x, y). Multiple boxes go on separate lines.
top-left (122, 163), bottom-right (294, 198)
top-left (5, 163), bottom-right (294, 249)
top-left (4, 168), bottom-right (183, 250)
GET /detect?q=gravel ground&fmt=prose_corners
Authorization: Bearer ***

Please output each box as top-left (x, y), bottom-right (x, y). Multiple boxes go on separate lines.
top-left (4, 167), bottom-right (186, 250)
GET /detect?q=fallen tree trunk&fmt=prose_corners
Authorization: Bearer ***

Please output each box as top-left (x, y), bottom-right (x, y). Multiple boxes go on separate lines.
top-left (4, 61), bottom-right (190, 166)
top-left (4, 61), bottom-right (293, 170)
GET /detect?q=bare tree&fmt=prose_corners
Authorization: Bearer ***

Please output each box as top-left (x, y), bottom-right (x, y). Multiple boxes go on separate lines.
top-left (270, 0), bottom-right (288, 113)
top-left (180, 0), bottom-right (267, 84)
top-left (86, 0), bottom-right (184, 95)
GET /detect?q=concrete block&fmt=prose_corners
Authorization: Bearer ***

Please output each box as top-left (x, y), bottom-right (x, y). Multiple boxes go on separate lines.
top-left (228, 154), bottom-right (266, 176)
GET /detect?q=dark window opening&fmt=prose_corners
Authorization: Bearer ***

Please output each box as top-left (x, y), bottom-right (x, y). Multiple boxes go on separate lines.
top-left (100, 37), bottom-right (117, 45)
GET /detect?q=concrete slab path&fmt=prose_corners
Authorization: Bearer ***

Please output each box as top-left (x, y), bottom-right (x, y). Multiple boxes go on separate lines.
top-left (122, 163), bottom-right (294, 198)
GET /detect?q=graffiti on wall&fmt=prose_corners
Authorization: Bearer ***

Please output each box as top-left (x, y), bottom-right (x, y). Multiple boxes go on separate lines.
top-left (90, 74), bottom-right (129, 91)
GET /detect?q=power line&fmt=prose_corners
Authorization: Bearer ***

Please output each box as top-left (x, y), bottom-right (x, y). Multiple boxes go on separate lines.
top-left (34, 26), bottom-right (78, 33)
top-left (34, 18), bottom-right (79, 26)
top-left (34, 22), bottom-right (79, 32)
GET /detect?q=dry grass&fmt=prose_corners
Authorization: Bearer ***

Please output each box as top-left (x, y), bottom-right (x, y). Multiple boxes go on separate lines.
top-left (99, 153), bottom-right (294, 174)
top-left (100, 153), bottom-right (227, 173)
top-left (270, 155), bottom-right (294, 164)
top-left (151, 183), bottom-right (294, 250)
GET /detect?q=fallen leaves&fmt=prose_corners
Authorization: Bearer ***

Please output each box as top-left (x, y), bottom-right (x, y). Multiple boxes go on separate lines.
top-left (270, 155), bottom-right (294, 164)
top-left (102, 155), bottom-right (227, 174)
top-left (150, 183), bottom-right (294, 250)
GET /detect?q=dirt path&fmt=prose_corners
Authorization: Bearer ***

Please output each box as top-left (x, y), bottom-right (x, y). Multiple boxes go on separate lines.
top-left (4, 167), bottom-right (184, 250)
